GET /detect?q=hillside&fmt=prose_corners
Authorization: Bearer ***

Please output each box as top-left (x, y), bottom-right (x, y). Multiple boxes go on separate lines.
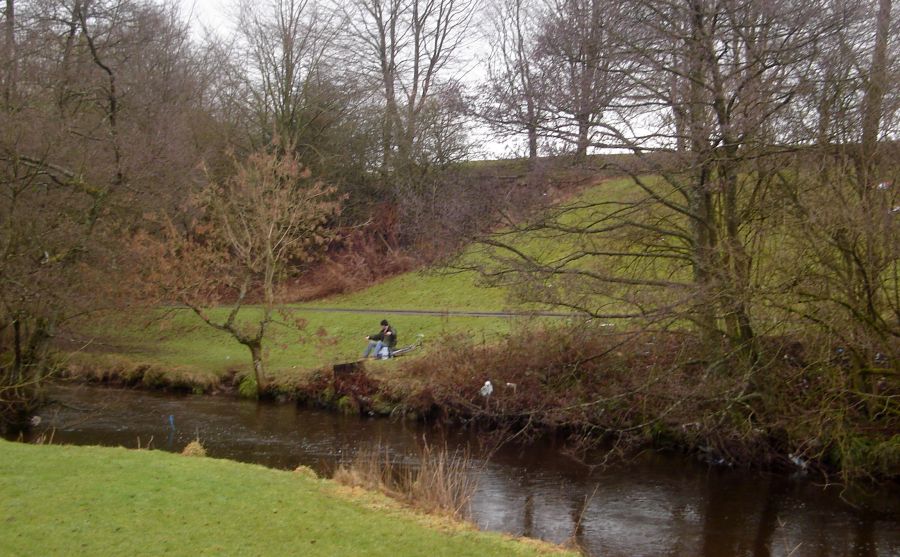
top-left (59, 173), bottom-right (631, 384)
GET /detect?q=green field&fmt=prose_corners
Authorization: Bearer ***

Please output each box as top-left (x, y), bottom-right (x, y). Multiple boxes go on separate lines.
top-left (67, 306), bottom-right (520, 382)
top-left (0, 440), bottom-right (571, 556)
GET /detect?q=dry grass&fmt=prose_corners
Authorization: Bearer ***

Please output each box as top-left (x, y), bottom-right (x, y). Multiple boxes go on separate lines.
top-left (333, 440), bottom-right (478, 519)
top-left (181, 439), bottom-right (207, 457)
top-left (293, 464), bottom-right (319, 479)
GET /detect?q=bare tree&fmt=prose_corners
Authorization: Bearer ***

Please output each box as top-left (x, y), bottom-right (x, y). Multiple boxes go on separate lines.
top-left (478, 0), bottom-right (545, 162)
top-left (237, 0), bottom-right (339, 148)
top-left (0, 0), bottom-right (216, 428)
top-left (139, 146), bottom-right (342, 395)
top-left (467, 0), bottom-right (832, 366)
top-left (534, 0), bottom-right (631, 161)
top-left (775, 0), bottom-right (900, 403)
top-left (342, 0), bottom-right (475, 178)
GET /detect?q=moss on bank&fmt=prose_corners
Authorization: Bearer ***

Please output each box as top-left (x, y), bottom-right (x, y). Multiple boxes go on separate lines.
top-left (0, 440), bottom-right (573, 557)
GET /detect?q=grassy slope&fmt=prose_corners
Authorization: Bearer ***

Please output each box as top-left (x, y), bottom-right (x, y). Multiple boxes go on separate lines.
top-left (305, 268), bottom-right (513, 312)
top-left (0, 441), bottom-right (570, 556)
top-left (64, 177), bottom-right (640, 381)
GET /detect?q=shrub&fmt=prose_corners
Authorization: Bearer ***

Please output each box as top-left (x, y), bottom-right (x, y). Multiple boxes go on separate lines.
top-left (336, 395), bottom-right (360, 415)
top-left (293, 465), bottom-right (318, 479)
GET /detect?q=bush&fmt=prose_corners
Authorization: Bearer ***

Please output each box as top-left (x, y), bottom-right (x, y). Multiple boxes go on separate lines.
top-left (293, 465), bottom-right (318, 479)
top-left (394, 322), bottom-right (900, 479)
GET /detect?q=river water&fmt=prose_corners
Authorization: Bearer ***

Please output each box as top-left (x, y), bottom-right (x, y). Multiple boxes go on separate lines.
top-left (13, 384), bottom-right (900, 556)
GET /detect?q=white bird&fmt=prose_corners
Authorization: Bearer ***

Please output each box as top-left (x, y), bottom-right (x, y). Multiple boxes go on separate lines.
top-left (479, 380), bottom-right (493, 397)
top-left (788, 453), bottom-right (809, 472)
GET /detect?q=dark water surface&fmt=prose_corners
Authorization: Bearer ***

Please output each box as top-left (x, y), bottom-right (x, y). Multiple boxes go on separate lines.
top-left (13, 384), bottom-right (900, 557)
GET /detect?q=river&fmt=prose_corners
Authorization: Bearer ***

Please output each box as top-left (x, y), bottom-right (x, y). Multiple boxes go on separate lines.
top-left (11, 384), bottom-right (900, 556)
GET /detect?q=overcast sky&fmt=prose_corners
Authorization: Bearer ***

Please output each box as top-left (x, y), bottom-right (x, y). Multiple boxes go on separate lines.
top-left (180, 0), bottom-right (232, 37)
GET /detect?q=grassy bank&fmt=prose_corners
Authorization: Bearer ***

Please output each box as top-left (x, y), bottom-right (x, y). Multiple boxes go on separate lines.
top-left (0, 440), bottom-right (572, 556)
top-left (55, 177), bottom-right (637, 386)
top-left (62, 306), bottom-right (519, 386)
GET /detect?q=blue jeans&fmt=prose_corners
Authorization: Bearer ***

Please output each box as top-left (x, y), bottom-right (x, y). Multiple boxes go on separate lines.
top-left (363, 341), bottom-right (392, 359)
top-left (363, 340), bottom-right (384, 358)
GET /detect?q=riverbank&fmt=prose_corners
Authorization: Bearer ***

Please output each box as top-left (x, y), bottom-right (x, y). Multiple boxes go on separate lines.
top-left (0, 440), bottom-right (573, 556)
top-left (55, 321), bottom-right (900, 483)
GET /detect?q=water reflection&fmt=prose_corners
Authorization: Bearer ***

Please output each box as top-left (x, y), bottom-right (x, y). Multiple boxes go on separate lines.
top-left (10, 384), bottom-right (899, 557)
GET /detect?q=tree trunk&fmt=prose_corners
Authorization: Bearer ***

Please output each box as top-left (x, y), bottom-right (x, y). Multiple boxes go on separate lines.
top-left (2, 316), bottom-right (52, 431)
top-left (859, 0), bottom-right (892, 182)
top-left (684, 0), bottom-right (727, 354)
top-left (24, 316), bottom-right (53, 380)
top-left (3, 0), bottom-right (15, 107)
top-left (527, 123), bottom-right (538, 164)
top-left (669, 48), bottom-right (689, 152)
top-left (380, 13), bottom-right (399, 176)
top-left (12, 318), bottom-right (21, 384)
top-left (688, 168), bottom-right (720, 345)
top-left (246, 341), bottom-right (265, 396)
top-left (575, 114), bottom-right (590, 162)
top-left (718, 149), bottom-right (757, 366)
top-left (382, 80), bottom-right (398, 173)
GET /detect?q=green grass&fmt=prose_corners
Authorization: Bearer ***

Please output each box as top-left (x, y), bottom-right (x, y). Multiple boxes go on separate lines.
top-left (0, 440), bottom-right (570, 556)
top-left (69, 307), bottom-right (518, 381)
top-left (61, 175), bottom-right (673, 381)
top-left (305, 268), bottom-right (513, 312)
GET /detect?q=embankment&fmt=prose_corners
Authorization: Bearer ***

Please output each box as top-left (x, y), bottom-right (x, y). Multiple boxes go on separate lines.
top-left (57, 323), bottom-right (900, 483)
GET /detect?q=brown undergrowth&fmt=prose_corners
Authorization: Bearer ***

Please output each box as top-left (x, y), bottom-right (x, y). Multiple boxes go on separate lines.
top-left (390, 324), bottom-right (900, 481)
top-left (283, 162), bottom-right (620, 302)
top-left (285, 207), bottom-right (419, 301)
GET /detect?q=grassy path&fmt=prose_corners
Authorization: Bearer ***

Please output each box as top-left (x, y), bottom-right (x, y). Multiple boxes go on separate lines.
top-left (270, 306), bottom-right (581, 318)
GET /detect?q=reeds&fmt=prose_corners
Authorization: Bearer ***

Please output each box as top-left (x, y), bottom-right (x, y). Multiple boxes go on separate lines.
top-left (333, 440), bottom-right (478, 518)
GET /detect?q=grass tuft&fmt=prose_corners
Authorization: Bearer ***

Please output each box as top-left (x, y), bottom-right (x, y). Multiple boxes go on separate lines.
top-left (334, 441), bottom-right (478, 519)
top-left (181, 439), bottom-right (207, 457)
top-left (293, 464), bottom-right (319, 479)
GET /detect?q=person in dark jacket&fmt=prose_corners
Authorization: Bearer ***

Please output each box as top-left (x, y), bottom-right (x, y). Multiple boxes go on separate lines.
top-left (362, 319), bottom-right (397, 359)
